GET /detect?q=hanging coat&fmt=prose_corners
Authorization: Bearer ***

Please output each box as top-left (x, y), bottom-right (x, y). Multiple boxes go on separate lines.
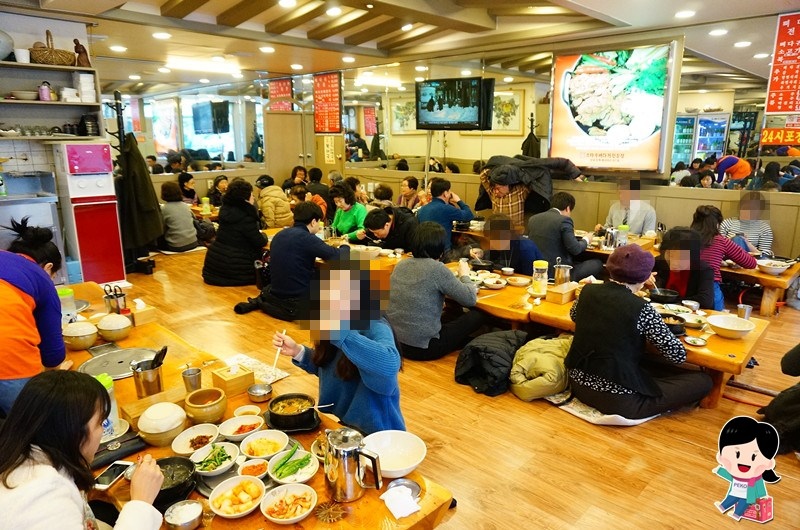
top-left (117, 133), bottom-right (163, 249)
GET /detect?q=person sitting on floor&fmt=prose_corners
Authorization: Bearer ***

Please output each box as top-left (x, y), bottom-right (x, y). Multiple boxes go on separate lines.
top-left (281, 166), bottom-right (307, 191)
top-left (719, 191), bottom-right (774, 255)
top-left (207, 175), bottom-right (228, 207)
top-left (260, 202), bottom-right (342, 321)
top-left (480, 214), bottom-right (543, 276)
top-left (398, 177), bottom-right (419, 210)
top-left (651, 227), bottom-right (715, 310)
top-left (202, 179), bottom-right (267, 286)
top-left (594, 179), bottom-right (657, 235)
top-left (369, 184), bottom-right (394, 209)
top-left (158, 181), bottom-right (200, 253)
top-left (330, 183), bottom-right (367, 241)
top-left (417, 177), bottom-right (474, 251)
top-left (289, 185), bottom-right (327, 221)
top-left (357, 206), bottom-right (418, 250)
top-left (177, 172), bottom-right (197, 205)
top-left (255, 174), bottom-right (293, 229)
top-left (387, 222), bottom-right (484, 361)
top-left (565, 244), bottom-right (713, 419)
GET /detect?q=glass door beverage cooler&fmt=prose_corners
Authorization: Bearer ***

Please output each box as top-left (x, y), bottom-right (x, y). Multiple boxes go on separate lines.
top-left (53, 142), bottom-right (126, 284)
top-left (671, 114), bottom-right (698, 168)
top-left (693, 113), bottom-right (730, 162)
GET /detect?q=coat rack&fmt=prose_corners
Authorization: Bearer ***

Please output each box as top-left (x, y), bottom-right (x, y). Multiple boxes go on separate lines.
top-left (105, 90), bottom-right (126, 152)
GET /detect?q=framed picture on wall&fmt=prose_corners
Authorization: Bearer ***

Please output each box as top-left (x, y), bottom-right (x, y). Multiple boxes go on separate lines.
top-left (462, 89), bottom-right (525, 136)
top-left (388, 97), bottom-right (424, 135)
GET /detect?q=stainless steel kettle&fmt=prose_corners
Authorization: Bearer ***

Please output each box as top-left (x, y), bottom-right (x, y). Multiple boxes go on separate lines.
top-left (324, 427), bottom-right (382, 502)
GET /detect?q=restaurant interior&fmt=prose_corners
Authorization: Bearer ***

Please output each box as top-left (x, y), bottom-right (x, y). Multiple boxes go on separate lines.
top-left (1, 1), bottom-right (800, 528)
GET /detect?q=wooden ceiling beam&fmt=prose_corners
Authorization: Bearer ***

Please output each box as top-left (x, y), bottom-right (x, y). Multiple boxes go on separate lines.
top-left (454, 0), bottom-right (550, 6)
top-left (518, 58), bottom-right (552, 73)
top-left (160, 0), bottom-right (211, 19)
top-left (500, 52), bottom-right (550, 69)
top-left (217, 0), bottom-right (277, 28)
top-left (377, 27), bottom-right (440, 49)
top-left (306, 12), bottom-right (371, 40)
top-left (337, 0), bottom-right (495, 33)
top-left (345, 19), bottom-right (405, 45)
top-left (266, 4), bottom-right (328, 34)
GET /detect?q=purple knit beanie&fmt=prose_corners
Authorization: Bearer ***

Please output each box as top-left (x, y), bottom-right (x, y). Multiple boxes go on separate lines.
top-left (606, 244), bottom-right (654, 284)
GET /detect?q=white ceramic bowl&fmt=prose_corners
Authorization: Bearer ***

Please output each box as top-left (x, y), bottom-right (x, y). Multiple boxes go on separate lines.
top-left (190, 442), bottom-right (239, 476)
top-left (138, 402), bottom-right (186, 434)
top-left (267, 449), bottom-right (319, 484)
top-left (208, 475), bottom-right (265, 519)
top-left (171, 423), bottom-right (219, 456)
top-left (506, 277), bottom-right (531, 287)
top-left (757, 259), bottom-right (791, 275)
top-left (379, 248), bottom-right (393, 256)
top-left (240, 430), bottom-right (289, 459)
top-left (11, 90), bottom-right (38, 100)
top-left (260, 484), bottom-right (317, 525)
top-left (501, 267), bottom-right (514, 276)
top-left (361, 247), bottom-right (381, 259)
top-left (706, 314), bottom-right (756, 340)
top-left (681, 314), bottom-right (707, 330)
top-left (482, 278), bottom-right (507, 290)
top-left (237, 458), bottom-right (269, 480)
top-left (234, 405), bottom-right (262, 417)
top-left (218, 415), bottom-right (265, 442)
top-left (363, 430), bottom-right (427, 478)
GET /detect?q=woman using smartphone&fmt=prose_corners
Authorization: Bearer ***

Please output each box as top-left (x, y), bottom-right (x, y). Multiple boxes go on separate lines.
top-left (0, 371), bottom-right (164, 529)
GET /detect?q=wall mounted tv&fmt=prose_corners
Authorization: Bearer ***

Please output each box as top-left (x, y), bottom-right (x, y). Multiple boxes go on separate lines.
top-left (192, 101), bottom-right (230, 135)
top-left (415, 77), bottom-right (483, 130)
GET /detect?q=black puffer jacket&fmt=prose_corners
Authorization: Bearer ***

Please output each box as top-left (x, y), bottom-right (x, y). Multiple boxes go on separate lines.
top-left (455, 330), bottom-right (528, 396)
top-left (202, 202), bottom-right (267, 286)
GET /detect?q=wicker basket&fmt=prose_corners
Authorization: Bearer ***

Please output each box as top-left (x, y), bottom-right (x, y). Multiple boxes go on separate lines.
top-left (29, 30), bottom-right (75, 66)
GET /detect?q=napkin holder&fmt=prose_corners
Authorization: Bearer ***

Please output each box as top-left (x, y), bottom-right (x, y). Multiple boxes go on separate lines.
top-left (211, 365), bottom-right (255, 396)
top-left (546, 282), bottom-right (578, 305)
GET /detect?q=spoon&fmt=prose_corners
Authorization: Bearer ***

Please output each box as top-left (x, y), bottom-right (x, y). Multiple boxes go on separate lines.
top-left (299, 403), bottom-right (334, 413)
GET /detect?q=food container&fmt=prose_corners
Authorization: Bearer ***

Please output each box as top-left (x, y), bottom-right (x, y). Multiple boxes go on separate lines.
top-left (164, 499), bottom-right (203, 530)
top-left (237, 459), bottom-right (269, 480)
top-left (140, 422), bottom-right (185, 447)
top-left (506, 276), bottom-right (531, 287)
top-left (96, 313), bottom-right (133, 341)
top-left (157, 458), bottom-right (197, 508)
top-left (268, 393), bottom-right (316, 431)
top-left (185, 388), bottom-right (227, 424)
top-left (247, 383), bottom-right (272, 403)
top-left (267, 448), bottom-right (319, 484)
top-left (260, 484), bottom-right (317, 525)
top-left (235, 405), bottom-right (262, 416)
top-left (649, 288), bottom-right (679, 304)
top-left (469, 259), bottom-right (494, 271)
top-left (706, 315), bottom-right (756, 339)
top-left (171, 423), bottom-right (219, 456)
top-left (661, 313), bottom-right (686, 335)
top-left (218, 415), bottom-right (264, 442)
top-left (62, 321), bottom-right (98, 350)
top-left (240, 430), bottom-right (289, 459)
top-left (139, 402), bottom-right (186, 434)
top-left (208, 476), bottom-right (265, 519)
top-left (681, 300), bottom-right (700, 312)
top-left (757, 259), bottom-right (792, 275)
top-left (191, 442), bottom-right (239, 477)
top-left (501, 267), bottom-right (514, 276)
top-left (363, 430), bottom-right (427, 478)
top-left (482, 278), bottom-right (507, 290)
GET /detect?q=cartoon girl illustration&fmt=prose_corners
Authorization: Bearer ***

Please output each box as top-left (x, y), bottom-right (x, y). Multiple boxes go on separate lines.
top-left (713, 416), bottom-right (781, 521)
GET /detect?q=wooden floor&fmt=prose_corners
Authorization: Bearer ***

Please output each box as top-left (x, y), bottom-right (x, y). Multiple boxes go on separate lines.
top-left (125, 250), bottom-right (800, 529)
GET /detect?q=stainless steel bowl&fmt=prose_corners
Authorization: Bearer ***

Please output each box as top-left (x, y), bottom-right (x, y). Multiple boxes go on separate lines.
top-left (247, 383), bottom-right (272, 403)
top-left (164, 499), bottom-right (203, 530)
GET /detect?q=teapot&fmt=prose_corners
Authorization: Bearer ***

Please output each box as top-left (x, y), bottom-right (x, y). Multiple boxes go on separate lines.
top-left (324, 427), bottom-right (382, 502)
top-left (553, 256), bottom-right (572, 286)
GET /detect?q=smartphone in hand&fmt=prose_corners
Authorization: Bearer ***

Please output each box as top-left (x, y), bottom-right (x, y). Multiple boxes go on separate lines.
top-left (94, 460), bottom-right (134, 491)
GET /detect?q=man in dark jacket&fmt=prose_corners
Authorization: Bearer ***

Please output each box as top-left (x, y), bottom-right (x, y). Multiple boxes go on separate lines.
top-left (358, 207), bottom-right (418, 250)
top-left (306, 167), bottom-right (332, 216)
top-left (526, 191), bottom-right (602, 281)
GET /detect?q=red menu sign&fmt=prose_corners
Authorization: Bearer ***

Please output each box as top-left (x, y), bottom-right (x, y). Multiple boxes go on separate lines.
top-left (766, 12), bottom-right (800, 114)
top-left (363, 106), bottom-right (377, 136)
top-left (268, 79), bottom-right (293, 111)
top-left (313, 72), bottom-right (342, 134)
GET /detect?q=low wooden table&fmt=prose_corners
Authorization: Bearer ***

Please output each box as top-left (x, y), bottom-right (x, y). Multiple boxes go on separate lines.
top-left (190, 205), bottom-right (219, 221)
top-left (444, 263), bottom-right (531, 328)
top-left (68, 284), bottom-right (452, 529)
top-left (720, 261), bottom-right (800, 316)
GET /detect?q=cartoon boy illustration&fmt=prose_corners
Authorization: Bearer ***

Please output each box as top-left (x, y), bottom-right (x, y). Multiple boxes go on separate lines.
top-left (713, 416), bottom-right (781, 521)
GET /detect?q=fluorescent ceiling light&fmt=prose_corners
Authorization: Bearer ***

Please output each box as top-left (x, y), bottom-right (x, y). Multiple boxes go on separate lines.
top-left (199, 78), bottom-right (210, 83)
top-left (302, 78), bottom-right (312, 84)
top-left (232, 72), bottom-right (243, 78)
top-left (402, 23), bottom-right (413, 32)
top-left (152, 32), bottom-right (172, 40)
top-left (290, 64), bottom-right (303, 70)
top-left (698, 89), bottom-right (708, 93)
top-left (753, 53), bottom-right (769, 59)
top-left (244, 95), bottom-right (251, 100)
top-left (366, 3), bottom-right (373, 8)
top-left (734, 41), bottom-right (752, 48)
top-left (360, 71), bottom-right (373, 77)
top-left (352, 100), bottom-right (358, 104)
top-left (165, 58), bottom-right (242, 74)
top-left (211, 56), bottom-right (225, 62)
top-left (360, 88), bottom-right (368, 92)
top-left (122, 94), bottom-right (131, 99)
top-left (675, 10), bottom-right (695, 18)
top-left (414, 65), bottom-right (428, 72)
top-left (461, 70), bottom-right (472, 76)
top-left (342, 56), bottom-right (355, 63)
top-left (259, 46), bottom-right (275, 53)
top-left (158, 67), bottom-right (171, 73)
top-left (414, 76), bottom-right (424, 82)
top-left (503, 76), bottom-right (514, 83)
top-left (128, 74), bottom-right (141, 80)
top-left (109, 45), bottom-right (127, 52)
top-left (326, 7), bottom-right (342, 16)
top-left (278, 0), bottom-right (296, 7)
top-left (398, 86), bottom-right (407, 91)
top-left (708, 29), bottom-right (728, 36)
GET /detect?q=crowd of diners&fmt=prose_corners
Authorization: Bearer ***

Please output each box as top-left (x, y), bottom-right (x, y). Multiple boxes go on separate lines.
top-left (0, 153), bottom-right (797, 528)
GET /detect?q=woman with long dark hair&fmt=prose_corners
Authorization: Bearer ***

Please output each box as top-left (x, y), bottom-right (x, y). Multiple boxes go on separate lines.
top-left (690, 205), bottom-right (757, 310)
top-left (0, 217), bottom-right (69, 414)
top-left (202, 178), bottom-right (267, 286)
top-left (0, 371), bottom-right (164, 528)
top-left (651, 227), bottom-right (715, 309)
top-left (271, 259), bottom-right (404, 435)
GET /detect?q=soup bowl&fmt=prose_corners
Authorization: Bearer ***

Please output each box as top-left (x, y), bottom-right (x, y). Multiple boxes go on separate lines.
top-left (268, 393), bottom-right (316, 431)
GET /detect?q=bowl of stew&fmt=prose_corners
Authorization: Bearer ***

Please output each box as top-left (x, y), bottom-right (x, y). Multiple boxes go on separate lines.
top-left (268, 393), bottom-right (316, 431)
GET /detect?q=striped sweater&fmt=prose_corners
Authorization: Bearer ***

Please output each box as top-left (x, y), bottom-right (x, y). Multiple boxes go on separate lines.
top-left (719, 218), bottom-right (773, 254)
top-left (699, 235), bottom-right (758, 282)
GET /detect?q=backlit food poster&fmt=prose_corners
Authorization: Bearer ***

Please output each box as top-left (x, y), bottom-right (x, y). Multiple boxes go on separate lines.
top-left (364, 106), bottom-right (377, 136)
top-left (550, 43), bottom-right (674, 171)
top-left (313, 72), bottom-right (343, 134)
top-left (766, 12), bottom-right (800, 114)
top-left (267, 79), bottom-right (294, 111)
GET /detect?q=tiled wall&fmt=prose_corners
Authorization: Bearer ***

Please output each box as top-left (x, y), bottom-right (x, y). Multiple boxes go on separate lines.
top-left (0, 140), bottom-right (55, 172)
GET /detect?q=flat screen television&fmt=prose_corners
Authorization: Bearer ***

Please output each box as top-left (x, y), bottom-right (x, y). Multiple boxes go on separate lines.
top-left (192, 101), bottom-right (230, 134)
top-left (415, 77), bottom-right (482, 130)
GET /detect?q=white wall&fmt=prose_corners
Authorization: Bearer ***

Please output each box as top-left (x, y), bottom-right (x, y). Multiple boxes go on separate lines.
top-left (676, 91), bottom-right (736, 114)
top-left (0, 13), bottom-right (87, 52)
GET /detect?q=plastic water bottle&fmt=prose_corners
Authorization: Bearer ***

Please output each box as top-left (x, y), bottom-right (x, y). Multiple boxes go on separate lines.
top-left (95, 373), bottom-right (119, 439)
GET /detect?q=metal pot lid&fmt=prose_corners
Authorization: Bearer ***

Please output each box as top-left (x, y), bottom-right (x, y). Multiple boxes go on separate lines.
top-left (78, 348), bottom-right (157, 379)
top-left (327, 427), bottom-right (364, 450)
